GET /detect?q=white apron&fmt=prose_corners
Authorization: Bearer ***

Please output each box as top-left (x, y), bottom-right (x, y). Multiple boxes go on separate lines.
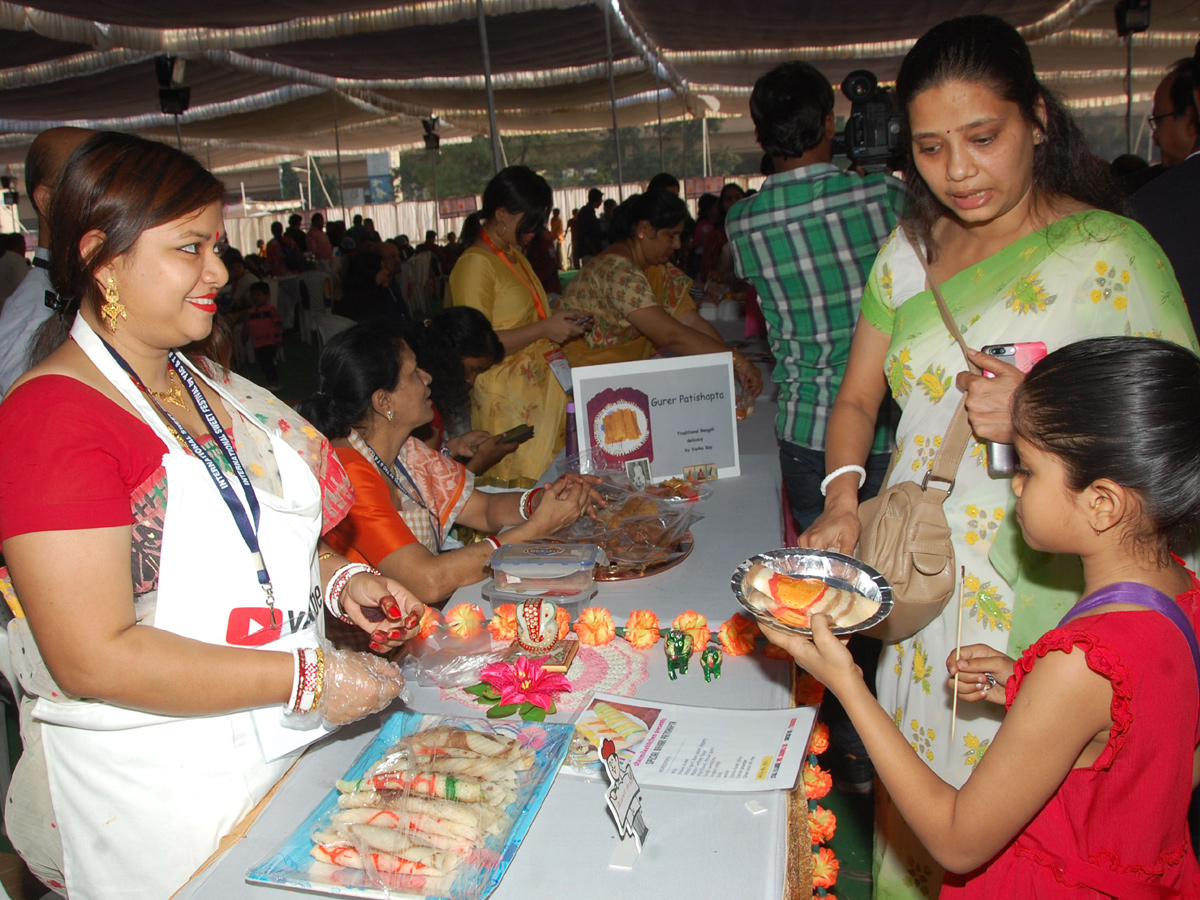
top-left (29, 318), bottom-right (331, 899)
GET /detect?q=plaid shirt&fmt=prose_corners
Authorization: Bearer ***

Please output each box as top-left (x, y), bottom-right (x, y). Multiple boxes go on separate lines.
top-left (727, 163), bottom-right (905, 452)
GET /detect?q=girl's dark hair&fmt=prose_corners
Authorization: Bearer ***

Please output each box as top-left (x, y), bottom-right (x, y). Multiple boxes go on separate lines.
top-left (696, 193), bottom-right (719, 222)
top-left (609, 190), bottom-right (692, 243)
top-left (714, 182), bottom-right (745, 228)
top-left (31, 131), bottom-right (230, 368)
top-left (646, 172), bottom-right (681, 193)
top-left (458, 165), bottom-right (553, 246)
top-left (894, 15), bottom-right (1120, 252)
top-left (409, 307), bottom-right (503, 424)
top-left (1012, 337), bottom-right (1200, 556)
top-left (298, 324), bottom-right (405, 439)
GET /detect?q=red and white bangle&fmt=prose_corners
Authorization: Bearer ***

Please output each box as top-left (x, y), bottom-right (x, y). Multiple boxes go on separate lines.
top-left (325, 562), bottom-right (379, 624)
top-left (483, 534), bottom-right (502, 552)
top-left (289, 647), bottom-right (326, 714)
top-left (519, 487), bottom-right (543, 521)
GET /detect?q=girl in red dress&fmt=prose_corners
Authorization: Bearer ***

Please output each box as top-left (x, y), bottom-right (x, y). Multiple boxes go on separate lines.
top-left (766, 336), bottom-right (1200, 898)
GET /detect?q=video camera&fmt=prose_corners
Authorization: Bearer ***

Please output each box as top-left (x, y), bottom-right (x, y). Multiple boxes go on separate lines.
top-left (832, 69), bottom-right (903, 173)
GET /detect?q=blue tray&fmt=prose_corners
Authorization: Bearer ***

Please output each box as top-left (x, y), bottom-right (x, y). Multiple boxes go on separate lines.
top-left (246, 711), bottom-right (574, 899)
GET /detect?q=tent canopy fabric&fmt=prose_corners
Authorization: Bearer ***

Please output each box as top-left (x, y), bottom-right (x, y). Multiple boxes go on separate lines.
top-left (0, 0), bottom-right (1196, 172)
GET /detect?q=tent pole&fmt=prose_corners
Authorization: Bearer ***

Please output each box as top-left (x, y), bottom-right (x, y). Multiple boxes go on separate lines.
top-left (174, 114), bottom-right (183, 151)
top-left (1125, 36), bottom-right (1134, 154)
top-left (477, 0), bottom-right (503, 175)
top-left (655, 59), bottom-right (664, 171)
top-left (681, 93), bottom-right (689, 191)
top-left (312, 158), bottom-right (335, 208)
top-left (602, 0), bottom-right (624, 199)
top-left (332, 89), bottom-right (348, 222)
top-left (307, 154), bottom-right (313, 212)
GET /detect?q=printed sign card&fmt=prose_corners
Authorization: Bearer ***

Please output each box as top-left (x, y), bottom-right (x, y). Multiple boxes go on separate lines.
top-left (570, 353), bottom-right (740, 481)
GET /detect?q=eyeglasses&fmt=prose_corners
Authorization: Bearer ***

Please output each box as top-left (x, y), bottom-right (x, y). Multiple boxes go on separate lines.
top-left (1147, 111), bottom-right (1181, 132)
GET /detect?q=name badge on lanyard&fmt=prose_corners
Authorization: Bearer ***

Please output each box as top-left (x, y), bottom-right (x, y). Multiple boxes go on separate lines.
top-left (99, 340), bottom-right (282, 637)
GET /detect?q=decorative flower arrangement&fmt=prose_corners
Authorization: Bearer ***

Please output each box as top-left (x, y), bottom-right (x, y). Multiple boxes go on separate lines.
top-left (803, 710), bottom-right (839, 898)
top-left (464, 656), bottom-right (571, 723)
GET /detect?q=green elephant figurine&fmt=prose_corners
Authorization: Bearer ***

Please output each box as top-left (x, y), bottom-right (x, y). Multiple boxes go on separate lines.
top-left (664, 629), bottom-right (693, 680)
top-left (700, 646), bottom-right (722, 682)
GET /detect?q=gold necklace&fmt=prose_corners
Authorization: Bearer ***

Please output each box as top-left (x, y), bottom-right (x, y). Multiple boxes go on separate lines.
top-left (150, 368), bottom-right (187, 409)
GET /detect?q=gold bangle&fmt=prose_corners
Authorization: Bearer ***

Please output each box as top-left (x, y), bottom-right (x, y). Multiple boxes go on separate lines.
top-left (312, 647), bottom-right (326, 713)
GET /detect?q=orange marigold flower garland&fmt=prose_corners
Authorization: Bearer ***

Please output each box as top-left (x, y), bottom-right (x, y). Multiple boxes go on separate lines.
top-left (802, 762), bottom-right (832, 800)
top-left (811, 846), bottom-right (839, 890)
top-left (622, 610), bottom-right (661, 649)
top-left (445, 603), bottom-right (485, 639)
top-left (671, 610), bottom-right (710, 653)
top-left (488, 604), bottom-right (518, 642)
top-left (718, 612), bottom-right (759, 655)
top-left (574, 607), bottom-right (617, 646)
top-left (808, 805), bottom-right (837, 844)
top-left (554, 605), bottom-right (571, 641)
top-left (809, 721), bottom-right (830, 756)
top-left (795, 673), bottom-right (827, 706)
top-left (416, 606), bottom-right (443, 640)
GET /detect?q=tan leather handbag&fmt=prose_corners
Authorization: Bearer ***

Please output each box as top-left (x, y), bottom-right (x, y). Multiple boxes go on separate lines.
top-left (857, 231), bottom-right (980, 643)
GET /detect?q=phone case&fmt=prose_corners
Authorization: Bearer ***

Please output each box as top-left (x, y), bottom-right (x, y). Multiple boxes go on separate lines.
top-left (981, 342), bottom-right (1047, 477)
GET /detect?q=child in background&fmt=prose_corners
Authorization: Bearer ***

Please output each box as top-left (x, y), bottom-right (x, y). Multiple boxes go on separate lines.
top-left (766, 337), bottom-right (1200, 897)
top-left (245, 281), bottom-right (282, 390)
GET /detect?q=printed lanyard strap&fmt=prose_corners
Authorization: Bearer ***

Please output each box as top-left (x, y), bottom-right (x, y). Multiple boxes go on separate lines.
top-left (1059, 582), bottom-right (1200, 690)
top-left (480, 230), bottom-right (547, 321)
top-left (359, 439), bottom-right (442, 553)
top-left (99, 340), bottom-right (279, 623)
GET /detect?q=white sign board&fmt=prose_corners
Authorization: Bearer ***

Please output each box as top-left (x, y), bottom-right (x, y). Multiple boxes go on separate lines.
top-left (570, 353), bottom-right (740, 481)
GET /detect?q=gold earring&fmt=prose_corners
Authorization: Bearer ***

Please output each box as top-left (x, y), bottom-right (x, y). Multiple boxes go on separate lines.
top-left (638, 232), bottom-right (645, 239)
top-left (101, 277), bottom-right (126, 333)
top-left (386, 410), bottom-right (395, 422)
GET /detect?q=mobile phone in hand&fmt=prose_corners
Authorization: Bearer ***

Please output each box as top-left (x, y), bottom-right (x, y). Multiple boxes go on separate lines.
top-left (980, 342), bottom-right (1047, 477)
top-left (496, 424), bottom-right (535, 445)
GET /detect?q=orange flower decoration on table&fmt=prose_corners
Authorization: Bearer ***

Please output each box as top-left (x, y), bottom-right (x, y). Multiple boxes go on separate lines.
top-left (445, 603), bottom-right (485, 639)
top-left (623, 610), bottom-right (661, 649)
top-left (795, 673), bottom-right (827, 705)
top-left (764, 642), bottom-right (793, 660)
top-left (803, 762), bottom-right (832, 800)
top-left (808, 805), bottom-right (837, 845)
top-left (416, 607), bottom-right (443, 640)
top-left (555, 606), bottom-right (571, 640)
top-left (812, 846), bottom-right (839, 889)
top-left (574, 607), bottom-right (616, 646)
top-left (718, 613), bottom-right (759, 656)
top-left (488, 604), bottom-right (518, 642)
top-left (809, 721), bottom-right (830, 756)
top-left (671, 611), bottom-right (710, 653)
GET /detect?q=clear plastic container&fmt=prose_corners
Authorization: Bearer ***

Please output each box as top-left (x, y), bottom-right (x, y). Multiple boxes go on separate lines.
top-left (487, 543), bottom-right (600, 596)
top-left (481, 579), bottom-right (598, 619)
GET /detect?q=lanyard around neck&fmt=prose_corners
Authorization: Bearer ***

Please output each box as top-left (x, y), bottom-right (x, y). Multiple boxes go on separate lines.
top-left (353, 431), bottom-right (442, 552)
top-left (480, 230), bottom-right (548, 320)
top-left (98, 339), bottom-right (280, 626)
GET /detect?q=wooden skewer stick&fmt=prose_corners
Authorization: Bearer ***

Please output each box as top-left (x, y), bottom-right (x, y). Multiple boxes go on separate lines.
top-left (951, 564), bottom-right (966, 742)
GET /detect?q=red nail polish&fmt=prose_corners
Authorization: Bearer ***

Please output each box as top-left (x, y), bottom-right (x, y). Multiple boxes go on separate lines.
top-left (388, 629), bottom-right (403, 641)
top-left (383, 597), bottom-right (401, 618)
top-left (406, 612), bottom-right (420, 630)
top-left (369, 642), bottom-right (384, 652)
top-left (371, 631), bottom-right (386, 643)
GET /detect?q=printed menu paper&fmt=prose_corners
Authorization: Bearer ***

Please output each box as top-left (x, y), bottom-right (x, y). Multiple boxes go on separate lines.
top-left (567, 692), bottom-right (814, 792)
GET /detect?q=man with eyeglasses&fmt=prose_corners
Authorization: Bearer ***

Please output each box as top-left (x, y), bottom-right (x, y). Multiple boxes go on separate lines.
top-left (1131, 56), bottom-right (1200, 338)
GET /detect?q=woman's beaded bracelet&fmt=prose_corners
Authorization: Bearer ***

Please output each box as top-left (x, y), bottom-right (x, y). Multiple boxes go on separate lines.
top-left (519, 486), bottom-right (543, 520)
top-left (289, 647), bottom-right (325, 714)
top-left (325, 562), bottom-right (379, 624)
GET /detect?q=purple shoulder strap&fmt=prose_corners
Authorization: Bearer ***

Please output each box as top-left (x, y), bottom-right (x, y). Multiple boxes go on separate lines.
top-left (1059, 582), bottom-right (1200, 690)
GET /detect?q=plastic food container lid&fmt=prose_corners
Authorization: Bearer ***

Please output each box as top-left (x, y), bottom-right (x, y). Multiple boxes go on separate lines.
top-left (487, 543), bottom-right (604, 577)
top-left (481, 579), bottom-right (598, 615)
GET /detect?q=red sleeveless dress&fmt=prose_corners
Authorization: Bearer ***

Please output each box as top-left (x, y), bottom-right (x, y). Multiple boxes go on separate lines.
top-left (941, 576), bottom-right (1200, 899)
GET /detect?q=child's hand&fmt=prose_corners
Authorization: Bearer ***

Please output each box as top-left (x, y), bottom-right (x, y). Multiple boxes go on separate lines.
top-left (946, 644), bottom-right (1014, 706)
top-left (760, 615), bottom-right (862, 697)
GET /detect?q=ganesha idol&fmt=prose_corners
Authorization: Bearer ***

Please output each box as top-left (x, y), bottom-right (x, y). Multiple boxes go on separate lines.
top-left (516, 598), bottom-right (560, 653)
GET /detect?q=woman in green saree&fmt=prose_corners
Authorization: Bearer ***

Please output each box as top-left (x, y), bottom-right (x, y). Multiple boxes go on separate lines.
top-left (802, 16), bottom-right (1198, 899)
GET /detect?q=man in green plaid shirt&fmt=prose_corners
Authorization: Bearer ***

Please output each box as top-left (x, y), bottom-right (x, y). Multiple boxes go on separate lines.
top-left (727, 61), bottom-right (906, 534)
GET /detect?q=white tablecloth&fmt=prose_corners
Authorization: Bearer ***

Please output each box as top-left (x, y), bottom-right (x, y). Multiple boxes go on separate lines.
top-left (178, 350), bottom-right (800, 900)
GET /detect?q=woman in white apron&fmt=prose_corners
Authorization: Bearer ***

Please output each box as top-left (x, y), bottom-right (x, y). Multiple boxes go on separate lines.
top-left (0, 132), bottom-right (424, 899)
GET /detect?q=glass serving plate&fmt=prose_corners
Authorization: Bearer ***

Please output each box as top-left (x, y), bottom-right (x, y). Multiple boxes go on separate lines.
top-left (729, 548), bottom-right (893, 636)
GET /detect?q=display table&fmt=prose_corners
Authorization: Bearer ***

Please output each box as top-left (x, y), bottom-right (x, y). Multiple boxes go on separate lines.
top-left (177, 364), bottom-right (815, 900)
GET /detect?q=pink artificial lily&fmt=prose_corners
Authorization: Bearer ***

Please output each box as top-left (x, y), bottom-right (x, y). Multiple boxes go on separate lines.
top-left (479, 657), bottom-right (571, 711)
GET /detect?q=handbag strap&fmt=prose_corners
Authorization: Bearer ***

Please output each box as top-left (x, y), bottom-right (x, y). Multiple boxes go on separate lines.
top-left (903, 225), bottom-right (982, 377)
top-left (900, 226), bottom-right (978, 489)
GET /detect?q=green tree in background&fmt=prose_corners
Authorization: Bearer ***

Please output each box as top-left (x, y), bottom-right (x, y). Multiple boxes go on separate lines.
top-left (395, 120), bottom-right (758, 200)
